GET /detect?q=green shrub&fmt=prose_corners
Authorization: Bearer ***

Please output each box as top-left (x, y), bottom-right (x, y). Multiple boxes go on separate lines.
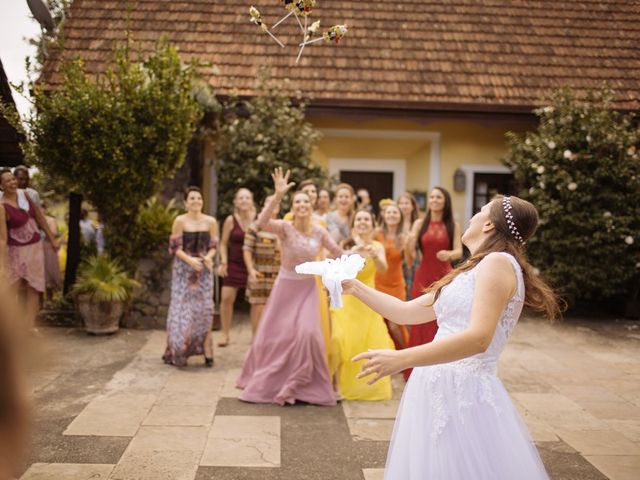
top-left (71, 255), bottom-right (140, 303)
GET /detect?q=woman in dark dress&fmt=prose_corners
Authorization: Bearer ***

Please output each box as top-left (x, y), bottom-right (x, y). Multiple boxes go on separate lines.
top-left (217, 188), bottom-right (255, 347)
top-left (163, 187), bottom-right (218, 367)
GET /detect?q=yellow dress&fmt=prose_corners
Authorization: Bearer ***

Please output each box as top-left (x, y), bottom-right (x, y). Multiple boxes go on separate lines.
top-left (330, 245), bottom-right (395, 400)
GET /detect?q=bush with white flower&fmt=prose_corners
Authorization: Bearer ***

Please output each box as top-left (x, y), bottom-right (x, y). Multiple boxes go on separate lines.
top-left (504, 87), bottom-right (640, 303)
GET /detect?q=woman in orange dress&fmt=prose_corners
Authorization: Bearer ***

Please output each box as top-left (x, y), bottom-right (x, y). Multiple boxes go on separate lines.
top-left (374, 202), bottom-right (409, 350)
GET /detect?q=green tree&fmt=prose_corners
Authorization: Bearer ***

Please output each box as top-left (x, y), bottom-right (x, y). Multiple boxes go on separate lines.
top-left (16, 37), bottom-right (202, 268)
top-left (504, 87), bottom-right (640, 303)
top-left (214, 71), bottom-right (326, 218)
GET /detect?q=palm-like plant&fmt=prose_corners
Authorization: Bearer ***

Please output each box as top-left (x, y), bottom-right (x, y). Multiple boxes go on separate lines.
top-left (72, 255), bottom-right (140, 303)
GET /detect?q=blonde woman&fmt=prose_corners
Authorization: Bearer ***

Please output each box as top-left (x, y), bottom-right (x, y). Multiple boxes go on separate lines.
top-left (326, 183), bottom-right (356, 244)
top-left (217, 188), bottom-right (255, 347)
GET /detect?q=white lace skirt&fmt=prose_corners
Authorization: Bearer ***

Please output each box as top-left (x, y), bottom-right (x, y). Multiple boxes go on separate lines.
top-left (385, 359), bottom-right (549, 480)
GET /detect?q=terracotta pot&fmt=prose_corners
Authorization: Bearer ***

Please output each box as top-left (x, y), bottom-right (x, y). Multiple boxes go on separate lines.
top-left (76, 294), bottom-right (124, 334)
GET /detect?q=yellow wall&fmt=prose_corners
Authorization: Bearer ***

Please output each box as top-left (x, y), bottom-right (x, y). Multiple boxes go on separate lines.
top-left (309, 116), bottom-right (532, 223)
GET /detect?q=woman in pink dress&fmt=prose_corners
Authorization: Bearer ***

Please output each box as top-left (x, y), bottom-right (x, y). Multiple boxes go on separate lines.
top-left (404, 187), bottom-right (462, 379)
top-left (237, 168), bottom-right (342, 406)
top-left (0, 169), bottom-right (59, 331)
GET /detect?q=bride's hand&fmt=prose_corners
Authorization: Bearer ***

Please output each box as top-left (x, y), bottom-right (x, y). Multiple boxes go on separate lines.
top-left (352, 349), bottom-right (405, 384)
top-left (341, 278), bottom-right (359, 295)
top-left (272, 167), bottom-right (296, 196)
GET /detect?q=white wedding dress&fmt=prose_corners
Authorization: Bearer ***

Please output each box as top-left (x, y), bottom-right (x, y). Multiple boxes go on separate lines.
top-left (385, 252), bottom-right (549, 479)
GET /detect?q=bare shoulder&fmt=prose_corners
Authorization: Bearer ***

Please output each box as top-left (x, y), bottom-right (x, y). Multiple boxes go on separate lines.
top-left (173, 214), bottom-right (185, 227)
top-left (476, 253), bottom-right (517, 294)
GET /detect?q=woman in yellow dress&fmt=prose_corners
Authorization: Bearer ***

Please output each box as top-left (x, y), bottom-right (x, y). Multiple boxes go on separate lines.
top-left (331, 209), bottom-right (395, 401)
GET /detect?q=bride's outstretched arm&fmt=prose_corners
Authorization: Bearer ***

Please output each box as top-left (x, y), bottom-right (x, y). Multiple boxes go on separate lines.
top-left (353, 253), bottom-right (516, 384)
top-left (343, 279), bottom-right (436, 325)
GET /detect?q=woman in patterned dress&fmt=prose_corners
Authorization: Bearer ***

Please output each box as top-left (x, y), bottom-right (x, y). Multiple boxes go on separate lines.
top-left (243, 195), bottom-right (281, 335)
top-left (217, 188), bottom-right (255, 347)
top-left (163, 187), bottom-right (218, 367)
top-left (397, 192), bottom-right (420, 299)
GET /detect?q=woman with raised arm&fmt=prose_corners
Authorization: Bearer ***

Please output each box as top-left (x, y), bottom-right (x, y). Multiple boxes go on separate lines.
top-left (237, 168), bottom-right (343, 406)
top-left (163, 187), bottom-right (218, 367)
top-left (345, 196), bottom-right (560, 479)
top-left (403, 186), bottom-right (462, 378)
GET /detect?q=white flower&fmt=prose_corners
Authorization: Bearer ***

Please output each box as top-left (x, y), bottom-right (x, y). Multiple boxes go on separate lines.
top-left (567, 182), bottom-right (578, 191)
top-left (625, 236), bottom-right (634, 245)
top-left (532, 267), bottom-right (541, 276)
top-left (628, 145), bottom-right (637, 156)
top-left (529, 187), bottom-right (536, 194)
top-left (531, 162), bottom-right (538, 169)
top-left (586, 135), bottom-right (592, 143)
top-left (563, 149), bottom-right (572, 159)
top-left (537, 166), bottom-right (545, 174)
top-left (539, 182), bottom-right (546, 189)
top-left (525, 138), bottom-right (532, 145)
top-left (603, 211), bottom-right (612, 218)
top-left (255, 133), bottom-right (264, 141)
top-left (546, 141), bottom-right (556, 149)
top-left (543, 106), bottom-right (554, 113)
top-left (256, 155), bottom-right (265, 163)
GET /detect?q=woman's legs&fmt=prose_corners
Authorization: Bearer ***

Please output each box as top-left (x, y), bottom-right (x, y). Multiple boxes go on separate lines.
top-left (249, 303), bottom-right (265, 336)
top-left (218, 286), bottom-right (238, 346)
top-left (24, 282), bottom-right (40, 333)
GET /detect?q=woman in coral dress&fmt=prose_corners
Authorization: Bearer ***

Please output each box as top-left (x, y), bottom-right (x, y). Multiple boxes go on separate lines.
top-left (331, 209), bottom-right (394, 401)
top-left (237, 168), bottom-right (342, 406)
top-left (374, 202), bottom-right (409, 350)
top-left (404, 187), bottom-right (462, 379)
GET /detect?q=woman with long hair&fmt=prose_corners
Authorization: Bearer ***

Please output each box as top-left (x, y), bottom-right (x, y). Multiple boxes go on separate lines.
top-left (237, 168), bottom-right (342, 406)
top-left (330, 209), bottom-right (394, 401)
top-left (315, 188), bottom-right (332, 220)
top-left (374, 202), bottom-right (410, 350)
top-left (397, 192), bottom-right (420, 299)
top-left (0, 169), bottom-right (59, 333)
top-left (326, 183), bottom-right (356, 244)
top-left (163, 187), bottom-right (218, 367)
top-left (217, 188), bottom-right (255, 347)
top-left (404, 186), bottom-right (462, 378)
top-left (345, 195), bottom-right (560, 479)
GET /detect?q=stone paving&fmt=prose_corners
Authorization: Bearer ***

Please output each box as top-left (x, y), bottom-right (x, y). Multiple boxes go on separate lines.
top-left (19, 313), bottom-right (640, 479)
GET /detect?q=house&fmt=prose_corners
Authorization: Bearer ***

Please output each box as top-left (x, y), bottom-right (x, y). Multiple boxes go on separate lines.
top-left (0, 59), bottom-right (24, 168)
top-left (42, 0), bottom-right (639, 223)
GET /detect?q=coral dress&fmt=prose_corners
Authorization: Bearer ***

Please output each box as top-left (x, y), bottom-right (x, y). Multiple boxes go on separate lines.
top-left (374, 232), bottom-right (409, 349)
top-left (406, 220), bottom-right (451, 379)
top-left (331, 246), bottom-right (396, 401)
top-left (237, 197), bottom-right (342, 406)
top-left (385, 253), bottom-right (549, 479)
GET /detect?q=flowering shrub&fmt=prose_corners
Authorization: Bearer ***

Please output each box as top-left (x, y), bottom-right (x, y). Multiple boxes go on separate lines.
top-left (504, 87), bottom-right (640, 302)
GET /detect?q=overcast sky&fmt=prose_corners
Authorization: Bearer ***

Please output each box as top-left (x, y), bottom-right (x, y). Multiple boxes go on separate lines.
top-left (0, 0), bottom-right (42, 118)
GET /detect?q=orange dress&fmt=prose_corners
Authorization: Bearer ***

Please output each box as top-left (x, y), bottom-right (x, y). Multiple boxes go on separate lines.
top-left (374, 232), bottom-right (409, 350)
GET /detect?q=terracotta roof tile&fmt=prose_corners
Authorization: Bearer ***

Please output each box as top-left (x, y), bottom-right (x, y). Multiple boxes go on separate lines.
top-left (42, 0), bottom-right (640, 111)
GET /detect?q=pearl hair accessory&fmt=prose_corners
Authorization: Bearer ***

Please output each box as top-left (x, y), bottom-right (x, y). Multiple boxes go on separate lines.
top-left (502, 196), bottom-right (525, 244)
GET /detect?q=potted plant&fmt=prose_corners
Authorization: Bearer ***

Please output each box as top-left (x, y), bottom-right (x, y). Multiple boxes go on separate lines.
top-left (71, 255), bottom-right (140, 334)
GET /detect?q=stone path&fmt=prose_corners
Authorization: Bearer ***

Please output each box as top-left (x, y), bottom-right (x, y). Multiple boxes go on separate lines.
top-left (19, 315), bottom-right (640, 479)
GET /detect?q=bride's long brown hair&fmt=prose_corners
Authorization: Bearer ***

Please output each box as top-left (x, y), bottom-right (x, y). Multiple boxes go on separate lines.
top-left (427, 196), bottom-right (562, 321)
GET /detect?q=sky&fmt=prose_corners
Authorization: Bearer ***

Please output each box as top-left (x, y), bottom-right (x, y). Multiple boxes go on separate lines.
top-left (0, 0), bottom-right (42, 118)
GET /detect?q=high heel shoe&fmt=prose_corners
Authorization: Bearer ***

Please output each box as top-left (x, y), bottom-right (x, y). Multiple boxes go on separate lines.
top-left (204, 356), bottom-right (214, 367)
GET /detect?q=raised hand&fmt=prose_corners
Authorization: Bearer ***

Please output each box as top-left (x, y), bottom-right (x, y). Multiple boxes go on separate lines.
top-left (272, 167), bottom-right (296, 196)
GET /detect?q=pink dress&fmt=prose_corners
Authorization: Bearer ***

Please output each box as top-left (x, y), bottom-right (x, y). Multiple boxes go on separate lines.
top-left (237, 197), bottom-right (342, 406)
top-left (2, 193), bottom-right (45, 292)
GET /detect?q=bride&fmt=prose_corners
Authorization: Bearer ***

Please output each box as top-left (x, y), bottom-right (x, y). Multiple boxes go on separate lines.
top-left (344, 196), bottom-right (560, 479)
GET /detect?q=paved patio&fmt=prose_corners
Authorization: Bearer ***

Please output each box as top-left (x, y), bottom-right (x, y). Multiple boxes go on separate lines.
top-left (19, 313), bottom-right (640, 479)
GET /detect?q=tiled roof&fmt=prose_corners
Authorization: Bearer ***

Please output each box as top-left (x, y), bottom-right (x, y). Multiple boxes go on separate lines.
top-left (42, 0), bottom-right (640, 112)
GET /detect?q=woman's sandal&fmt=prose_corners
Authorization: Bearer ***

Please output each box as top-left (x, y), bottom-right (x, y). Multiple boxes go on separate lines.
top-left (204, 356), bottom-right (214, 367)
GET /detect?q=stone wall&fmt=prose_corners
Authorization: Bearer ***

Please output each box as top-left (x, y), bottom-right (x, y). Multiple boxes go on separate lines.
top-left (124, 252), bottom-right (173, 329)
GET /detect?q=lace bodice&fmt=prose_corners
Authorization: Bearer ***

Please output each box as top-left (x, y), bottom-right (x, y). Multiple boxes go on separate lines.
top-left (257, 196), bottom-right (342, 272)
top-left (433, 252), bottom-right (524, 370)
